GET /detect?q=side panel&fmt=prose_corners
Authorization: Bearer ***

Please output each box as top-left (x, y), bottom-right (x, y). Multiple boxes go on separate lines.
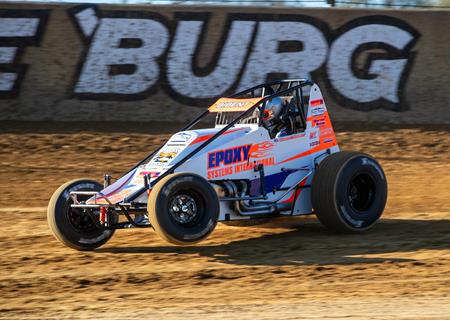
top-left (86, 84), bottom-right (340, 218)
top-left (306, 84), bottom-right (339, 158)
top-left (175, 125), bottom-right (266, 183)
top-left (290, 84), bottom-right (340, 215)
top-left (255, 84), bottom-right (340, 216)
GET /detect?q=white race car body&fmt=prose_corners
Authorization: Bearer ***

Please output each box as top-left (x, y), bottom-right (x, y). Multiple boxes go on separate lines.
top-left (87, 83), bottom-right (339, 221)
top-left (49, 79), bottom-right (387, 249)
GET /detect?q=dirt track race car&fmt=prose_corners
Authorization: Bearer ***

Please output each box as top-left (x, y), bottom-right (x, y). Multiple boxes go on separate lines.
top-left (48, 79), bottom-right (388, 250)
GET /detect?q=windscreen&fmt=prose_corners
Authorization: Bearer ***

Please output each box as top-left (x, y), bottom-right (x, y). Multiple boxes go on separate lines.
top-left (215, 108), bottom-right (260, 126)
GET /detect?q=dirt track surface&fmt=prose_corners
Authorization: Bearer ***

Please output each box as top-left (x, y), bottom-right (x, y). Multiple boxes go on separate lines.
top-left (0, 122), bottom-right (449, 319)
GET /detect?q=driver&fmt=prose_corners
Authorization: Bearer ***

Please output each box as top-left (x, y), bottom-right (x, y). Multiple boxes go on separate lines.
top-left (262, 97), bottom-right (291, 137)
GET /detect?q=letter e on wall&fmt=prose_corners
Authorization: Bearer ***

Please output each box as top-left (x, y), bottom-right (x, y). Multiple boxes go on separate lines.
top-left (0, 9), bottom-right (49, 98)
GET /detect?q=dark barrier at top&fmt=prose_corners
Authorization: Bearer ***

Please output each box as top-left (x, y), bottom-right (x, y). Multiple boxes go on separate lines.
top-left (0, 3), bottom-right (449, 123)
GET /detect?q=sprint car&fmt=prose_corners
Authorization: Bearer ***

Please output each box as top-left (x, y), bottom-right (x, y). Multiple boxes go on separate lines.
top-left (48, 79), bottom-right (388, 250)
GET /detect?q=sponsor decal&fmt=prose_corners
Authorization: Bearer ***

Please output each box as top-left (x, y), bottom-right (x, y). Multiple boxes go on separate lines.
top-left (207, 143), bottom-right (274, 179)
top-left (275, 133), bottom-right (306, 142)
top-left (310, 141), bottom-right (320, 147)
top-left (151, 148), bottom-right (179, 165)
top-left (169, 132), bottom-right (193, 144)
top-left (362, 157), bottom-right (384, 178)
top-left (234, 157), bottom-right (275, 173)
top-left (105, 188), bottom-right (134, 203)
top-left (92, 187), bottom-right (134, 204)
top-left (310, 99), bottom-right (323, 107)
top-left (207, 157), bottom-right (275, 179)
top-left (132, 170), bottom-right (160, 185)
top-left (319, 127), bottom-right (333, 137)
top-left (208, 144), bottom-right (251, 169)
top-left (248, 141), bottom-right (275, 159)
top-left (340, 205), bottom-right (363, 227)
top-left (311, 106), bottom-right (325, 116)
top-left (323, 138), bottom-right (334, 143)
top-left (66, 5), bottom-right (419, 111)
top-left (217, 101), bottom-right (247, 109)
top-left (208, 97), bottom-right (262, 112)
top-left (309, 131), bottom-right (317, 139)
top-left (313, 116), bottom-right (326, 127)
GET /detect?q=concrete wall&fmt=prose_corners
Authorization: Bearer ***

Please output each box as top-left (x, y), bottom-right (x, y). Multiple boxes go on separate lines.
top-left (0, 3), bottom-right (449, 123)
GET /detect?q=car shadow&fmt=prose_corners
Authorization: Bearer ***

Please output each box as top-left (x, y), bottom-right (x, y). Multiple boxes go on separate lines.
top-left (97, 218), bottom-right (450, 266)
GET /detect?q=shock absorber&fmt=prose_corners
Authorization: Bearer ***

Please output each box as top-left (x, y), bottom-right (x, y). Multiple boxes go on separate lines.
top-left (104, 174), bottom-right (112, 188)
top-left (254, 164), bottom-right (267, 198)
top-left (99, 207), bottom-right (107, 225)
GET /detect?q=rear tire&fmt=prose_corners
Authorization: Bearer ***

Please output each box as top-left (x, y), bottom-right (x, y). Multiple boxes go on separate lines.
top-left (47, 179), bottom-right (115, 250)
top-left (148, 173), bottom-right (219, 245)
top-left (311, 151), bottom-right (387, 233)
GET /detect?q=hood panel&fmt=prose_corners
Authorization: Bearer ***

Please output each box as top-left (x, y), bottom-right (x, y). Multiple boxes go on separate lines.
top-left (86, 126), bottom-right (252, 205)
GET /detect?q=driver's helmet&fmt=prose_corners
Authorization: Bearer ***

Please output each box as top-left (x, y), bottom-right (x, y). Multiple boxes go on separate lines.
top-left (262, 97), bottom-right (284, 125)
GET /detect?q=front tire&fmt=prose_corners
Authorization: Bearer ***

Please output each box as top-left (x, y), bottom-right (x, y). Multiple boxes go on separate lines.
top-left (148, 173), bottom-right (219, 245)
top-left (47, 178), bottom-right (115, 250)
top-left (311, 151), bottom-right (387, 233)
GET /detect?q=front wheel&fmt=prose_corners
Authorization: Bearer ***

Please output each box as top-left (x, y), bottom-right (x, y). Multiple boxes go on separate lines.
top-left (311, 151), bottom-right (388, 233)
top-left (148, 173), bottom-right (219, 245)
top-left (47, 178), bottom-right (115, 250)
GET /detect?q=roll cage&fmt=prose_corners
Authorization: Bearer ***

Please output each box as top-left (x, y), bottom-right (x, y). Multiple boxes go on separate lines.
top-left (214, 79), bottom-right (311, 130)
top-left (120, 79), bottom-right (313, 204)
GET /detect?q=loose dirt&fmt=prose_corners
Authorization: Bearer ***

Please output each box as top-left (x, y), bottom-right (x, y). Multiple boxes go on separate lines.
top-left (0, 122), bottom-right (449, 319)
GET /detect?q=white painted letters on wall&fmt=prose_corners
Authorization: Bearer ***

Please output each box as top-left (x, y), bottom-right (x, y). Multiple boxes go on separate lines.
top-left (75, 18), bottom-right (169, 94)
top-left (327, 24), bottom-right (414, 104)
top-left (0, 17), bottom-right (40, 92)
top-left (167, 20), bottom-right (256, 98)
top-left (237, 21), bottom-right (328, 91)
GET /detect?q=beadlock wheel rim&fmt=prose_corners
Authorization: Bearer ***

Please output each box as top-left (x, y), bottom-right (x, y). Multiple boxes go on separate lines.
top-left (169, 194), bottom-right (198, 224)
top-left (65, 193), bottom-right (98, 235)
top-left (347, 173), bottom-right (376, 212)
top-left (66, 204), bottom-right (98, 234)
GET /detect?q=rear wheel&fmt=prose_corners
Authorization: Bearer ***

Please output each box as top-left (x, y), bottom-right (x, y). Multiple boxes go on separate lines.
top-left (311, 151), bottom-right (387, 233)
top-left (47, 178), bottom-right (115, 250)
top-left (148, 173), bottom-right (219, 245)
